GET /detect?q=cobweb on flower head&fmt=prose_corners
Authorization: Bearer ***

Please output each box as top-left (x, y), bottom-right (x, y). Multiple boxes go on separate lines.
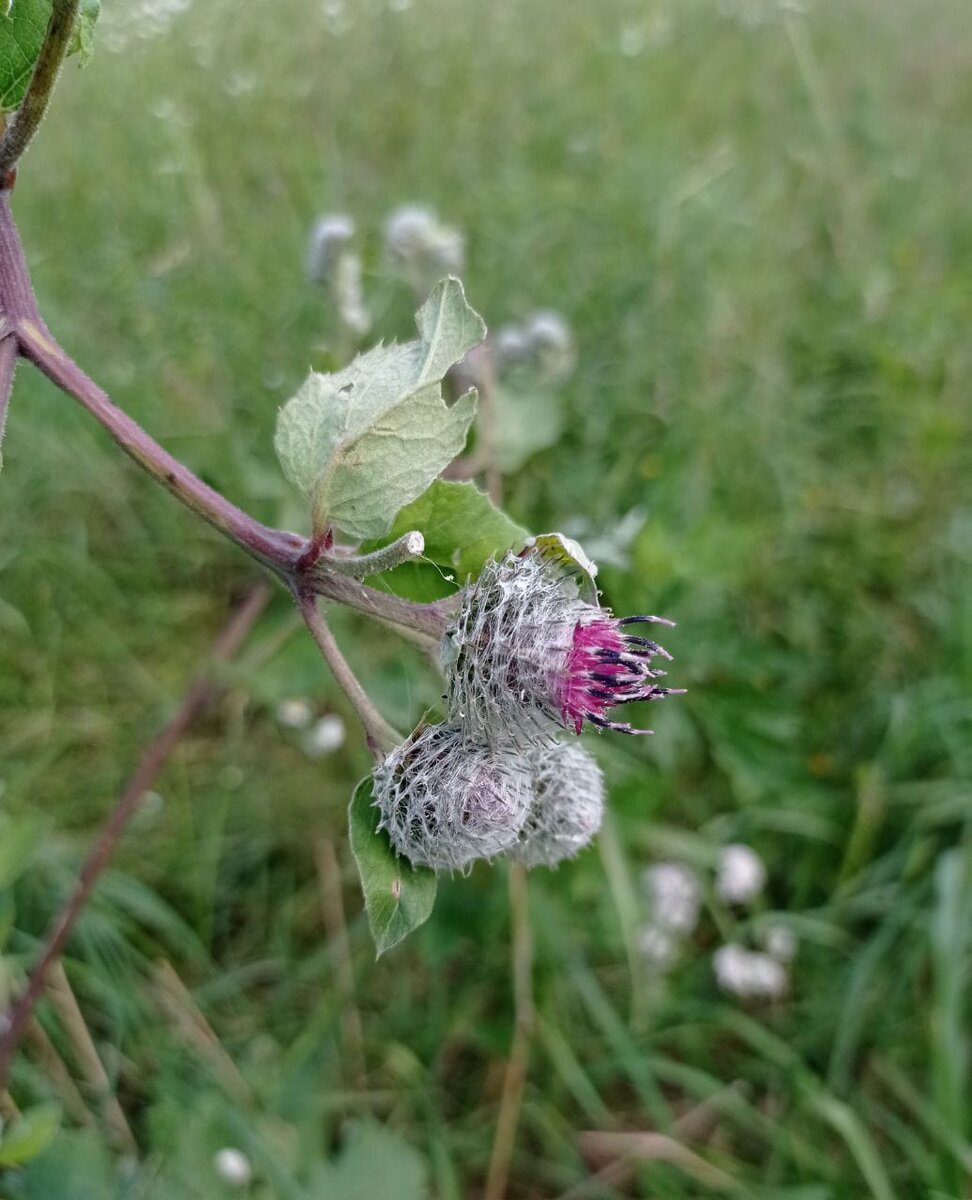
top-left (373, 722), bottom-right (531, 872)
top-left (509, 742), bottom-right (605, 868)
top-left (444, 550), bottom-right (585, 748)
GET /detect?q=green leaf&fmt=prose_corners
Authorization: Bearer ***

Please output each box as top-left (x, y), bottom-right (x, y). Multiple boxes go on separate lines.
top-left (492, 384), bottom-right (564, 473)
top-left (365, 479), bottom-right (528, 583)
top-left (70, 0), bottom-right (100, 67)
top-left (274, 277), bottom-right (485, 541)
top-left (348, 778), bottom-right (437, 956)
top-left (0, 1103), bottom-right (61, 1167)
top-left (310, 1121), bottom-right (428, 1200)
top-left (0, 0), bottom-right (100, 112)
top-left (528, 531), bottom-right (600, 604)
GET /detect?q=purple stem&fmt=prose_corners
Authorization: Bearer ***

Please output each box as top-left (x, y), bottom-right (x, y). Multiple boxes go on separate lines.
top-left (0, 333), bottom-right (17, 461)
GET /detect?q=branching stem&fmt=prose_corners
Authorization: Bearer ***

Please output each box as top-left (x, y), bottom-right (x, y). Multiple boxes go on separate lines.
top-left (0, 193), bottom-right (451, 639)
top-left (321, 530), bottom-right (425, 579)
top-left (297, 591), bottom-right (402, 757)
top-left (0, 0), bottom-right (82, 181)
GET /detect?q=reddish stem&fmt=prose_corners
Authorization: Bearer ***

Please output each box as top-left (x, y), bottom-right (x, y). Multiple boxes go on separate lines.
top-left (0, 584), bottom-right (270, 1093)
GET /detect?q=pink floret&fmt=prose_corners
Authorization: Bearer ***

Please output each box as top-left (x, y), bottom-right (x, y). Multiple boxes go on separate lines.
top-left (558, 614), bottom-right (681, 735)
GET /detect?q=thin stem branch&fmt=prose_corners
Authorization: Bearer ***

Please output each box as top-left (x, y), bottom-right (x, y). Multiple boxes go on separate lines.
top-left (0, 584), bottom-right (269, 1093)
top-left (0, 0), bottom-right (82, 181)
top-left (297, 592), bottom-right (402, 756)
top-left (322, 530), bottom-right (425, 579)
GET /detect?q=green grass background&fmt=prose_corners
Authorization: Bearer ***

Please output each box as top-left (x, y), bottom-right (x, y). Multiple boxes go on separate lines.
top-left (1, 0), bottom-right (970, 1194)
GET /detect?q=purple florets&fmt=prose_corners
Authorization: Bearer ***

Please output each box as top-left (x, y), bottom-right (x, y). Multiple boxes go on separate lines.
top-left (444, 546), bottom-right (682, 742)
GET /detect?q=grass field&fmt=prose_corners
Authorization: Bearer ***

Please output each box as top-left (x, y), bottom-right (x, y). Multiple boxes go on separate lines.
top-left (1, 0), bottom-right (970, 1195)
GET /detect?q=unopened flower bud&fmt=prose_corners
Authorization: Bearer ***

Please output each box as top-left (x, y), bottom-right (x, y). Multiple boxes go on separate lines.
top-left (510, 742), bottom-right (604, 867)
top-left (374, 724), bottom-right (531, 871)
top-left (445, 547), bottom-right (683, 744)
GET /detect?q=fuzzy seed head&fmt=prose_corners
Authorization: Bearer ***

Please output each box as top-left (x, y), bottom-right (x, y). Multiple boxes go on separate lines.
top-left (445, 548), bottom-right (681, 743)
top-left (510, 743), bottom-right (604, 867)
top-left (374, 724), bottom-right (531, 872)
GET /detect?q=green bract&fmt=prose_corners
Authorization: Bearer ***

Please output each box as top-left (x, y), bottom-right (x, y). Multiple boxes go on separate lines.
top-left (274, 277), bottom-right (485, 541)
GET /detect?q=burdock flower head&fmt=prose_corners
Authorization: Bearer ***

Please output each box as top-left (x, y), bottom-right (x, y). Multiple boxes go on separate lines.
top-left (444, 540), bottom-right (683, 744)
top-left (510, 742), bottom-right (605, 867)
top-left (373, 722), bottom-right (531, 872)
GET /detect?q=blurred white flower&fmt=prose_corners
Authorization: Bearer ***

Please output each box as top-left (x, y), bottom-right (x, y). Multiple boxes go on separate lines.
top-left (275, 697), bottom-right (314, 729)
top-left (384, 204), bottom-right (465, 285)
top-left (638, 924), bottom-right (677, 971)
top-left (763, 924), bottom-right (797, 962)
top-left (713, 944), bottom-right (787, 999)
top-left (619, 23), bottom-right (646, 57)
top-left (526, 310), bottom-right (571, 353)
top-left (214, 1147), bottom-right (252, 1188)
top-left (716, 843), bottom-right (766, 905)
top-left (494, 323), bottom-right (531, 368)
top-left (524, 310), bottom-right (575, 383)
top-left (305, 213), bottom-right (356, 285)
top-left (642, 862), bottom-right (701, 934)
top-left (302, 714), bottom-right (346, 758)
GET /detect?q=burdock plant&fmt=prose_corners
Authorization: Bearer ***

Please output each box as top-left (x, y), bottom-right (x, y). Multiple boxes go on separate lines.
top-left (0, 0), bottom-right (686, 1023)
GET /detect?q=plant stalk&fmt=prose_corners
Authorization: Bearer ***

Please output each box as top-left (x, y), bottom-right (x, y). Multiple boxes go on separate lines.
top-left (297, 591), bottom-right (402, 756)
top-left (0, 192), bottom-right (450, 638)
top-left (0, 0), bottom-right (83, 181)
top-left (0, 584), bottom-right (270, 1093)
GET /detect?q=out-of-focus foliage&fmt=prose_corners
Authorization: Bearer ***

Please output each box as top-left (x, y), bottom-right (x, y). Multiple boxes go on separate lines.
top-left (0, 0), bottom-right (969, 1194)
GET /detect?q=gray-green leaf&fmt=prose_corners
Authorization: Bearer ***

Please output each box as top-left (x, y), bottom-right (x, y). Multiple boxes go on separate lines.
top-left (0, 0), bottom-right (100, 112)
top-left (275, 276), bottom-right (485, 541)
top-left (348, 777), bottom-right (437, 956)
top-left (365, 479), bottom-right (528, 582)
